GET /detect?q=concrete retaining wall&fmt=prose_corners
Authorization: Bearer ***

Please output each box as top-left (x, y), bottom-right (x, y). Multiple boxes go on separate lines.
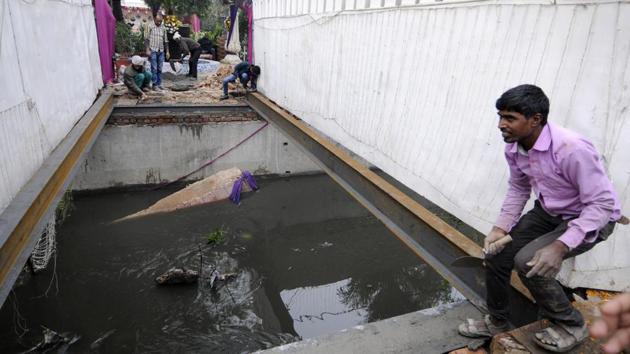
top-left (72, 121), bottom-right (321, 190)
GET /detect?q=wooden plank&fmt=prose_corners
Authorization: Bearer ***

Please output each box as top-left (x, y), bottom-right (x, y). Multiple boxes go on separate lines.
top-left (0, 92), bottom-right (113, 305)
top-left (492, 300), bottom-right (604, 354)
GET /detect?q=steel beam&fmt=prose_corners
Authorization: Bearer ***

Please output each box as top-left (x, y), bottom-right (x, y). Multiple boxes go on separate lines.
top-left (0, 92), bottom-right (113, 306)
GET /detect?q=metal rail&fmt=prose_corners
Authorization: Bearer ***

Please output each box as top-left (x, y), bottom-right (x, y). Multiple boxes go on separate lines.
top-left (248, 93), bottom-right (536, 318)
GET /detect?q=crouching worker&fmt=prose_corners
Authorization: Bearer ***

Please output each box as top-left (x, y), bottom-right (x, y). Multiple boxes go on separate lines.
top-left (458, 84), bottom-right (623, 352)
top-left (172, 32), bottom-right (201, 79)
top-left (123, 55), bottom-right (152, 100)
top-left (220, 61), bottom-right (260, 100)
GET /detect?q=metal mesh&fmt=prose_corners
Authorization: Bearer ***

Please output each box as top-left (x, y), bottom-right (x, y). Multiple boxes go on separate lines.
top-left (30, 214), bottom-right (56, 273)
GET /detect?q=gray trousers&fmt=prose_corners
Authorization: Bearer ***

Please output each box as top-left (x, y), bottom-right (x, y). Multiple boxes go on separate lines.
top-left (486, 201), bottom-right (615, 326)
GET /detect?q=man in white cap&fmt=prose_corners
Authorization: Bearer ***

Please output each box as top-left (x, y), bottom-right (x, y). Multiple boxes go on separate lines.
top-left (123, 55), bottom-right (152, 100)
top-left (172, 32), bottom-right (201, 79)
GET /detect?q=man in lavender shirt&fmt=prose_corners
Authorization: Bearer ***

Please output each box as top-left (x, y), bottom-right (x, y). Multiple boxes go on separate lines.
top-left (458, 85), bottom-right (622, 352)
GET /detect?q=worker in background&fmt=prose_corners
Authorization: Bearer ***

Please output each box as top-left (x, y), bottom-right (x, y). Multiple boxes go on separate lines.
top-left (457, 84), bottom-right (623, 353)
top-left (220, 61), bottom-right (261, 100)
top-left (123, 55), bottom-right (152, 100)
top-left (172, 32), bottom-right (201, 79)
top-left (590, 292), bottom-right (630, 353)
top-left (144, 14), bottom-right (168, 91)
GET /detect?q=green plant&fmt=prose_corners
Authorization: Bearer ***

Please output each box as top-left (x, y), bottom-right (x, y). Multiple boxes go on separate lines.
top-left (206, 21), bottom-right (224, 43)
top-left (206, 227), bottom-right (227, 245)
top-left (115, 22), bottom-right (145, 55)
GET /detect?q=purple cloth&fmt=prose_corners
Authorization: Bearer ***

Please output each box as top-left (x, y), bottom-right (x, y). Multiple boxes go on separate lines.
top-left (240, 3), bottom-right (253, 65)
top-left (94, 0), bottom-right (116, 83)
top-left (229, 170), bottom-right (258, 204)
top-left (229, 177), bottom-right (244, 204)
top-left (496, 122), bottom-right (621, 249)
top-left (226, 5), bottom-right (238, 48)
top-left (242, 170), bottom-right (258, 190)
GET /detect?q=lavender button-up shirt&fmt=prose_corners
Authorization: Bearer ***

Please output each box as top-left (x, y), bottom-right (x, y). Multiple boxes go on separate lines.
top-left (495, 122), bottom-right (621, 249)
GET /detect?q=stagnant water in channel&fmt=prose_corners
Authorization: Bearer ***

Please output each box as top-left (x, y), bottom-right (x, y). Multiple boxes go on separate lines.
top-left (0, 174), bottom-right (462, 353)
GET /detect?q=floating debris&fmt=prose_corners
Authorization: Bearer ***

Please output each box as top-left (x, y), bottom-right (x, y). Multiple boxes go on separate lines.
top-left (155, 268), bottom-right (199, 285)
top-left (209, 270), bottom-right (238, 290)
top-left (24, 326), bottom-right (80, 353)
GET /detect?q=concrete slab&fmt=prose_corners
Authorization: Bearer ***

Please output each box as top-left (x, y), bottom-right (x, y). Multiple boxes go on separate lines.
top-left (258, 301), bottom-right (481, 354)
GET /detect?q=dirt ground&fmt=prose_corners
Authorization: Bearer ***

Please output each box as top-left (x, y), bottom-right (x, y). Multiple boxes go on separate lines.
top-left (111, 64), bottom-right (248, 106)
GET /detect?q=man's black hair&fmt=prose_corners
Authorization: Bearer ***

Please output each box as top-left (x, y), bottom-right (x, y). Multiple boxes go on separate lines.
top-left (251, 65), bottom-right (261, 76)
top-left (496, 84), bottom-right (549, 125)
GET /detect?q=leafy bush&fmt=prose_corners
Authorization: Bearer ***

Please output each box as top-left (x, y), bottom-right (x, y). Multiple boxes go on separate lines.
top-left (115, 22), bottom-right (145, 55)
top-left (206, 227), bottom-right (227, 245)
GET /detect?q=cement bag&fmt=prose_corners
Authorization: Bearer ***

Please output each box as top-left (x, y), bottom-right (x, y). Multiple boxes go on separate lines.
top-left (114, 167), bottom-right (250, 222)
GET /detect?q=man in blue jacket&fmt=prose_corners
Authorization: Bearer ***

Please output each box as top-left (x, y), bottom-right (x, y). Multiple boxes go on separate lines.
top-left (220, 61), bottom-right (261, 100)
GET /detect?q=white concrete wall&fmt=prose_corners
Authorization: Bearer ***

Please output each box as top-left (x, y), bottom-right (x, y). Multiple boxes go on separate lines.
top-left (0, 0), bottom-right (102, 213)
top-left (252, 0), bottom-right (630, 291)
top-left (72, 122), bottom-right (321, 190)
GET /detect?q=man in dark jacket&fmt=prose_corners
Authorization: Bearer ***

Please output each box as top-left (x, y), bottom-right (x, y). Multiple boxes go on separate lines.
top-left (173, 32), bottom-right (201, 79)
top-left (220, 61), bottom-right (261, 100)
top-left (123, 55), bottom-right (152, 100)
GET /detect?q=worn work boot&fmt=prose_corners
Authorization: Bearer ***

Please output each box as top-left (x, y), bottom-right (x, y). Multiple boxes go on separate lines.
top-left (219, 94), bottom-right (229, 101)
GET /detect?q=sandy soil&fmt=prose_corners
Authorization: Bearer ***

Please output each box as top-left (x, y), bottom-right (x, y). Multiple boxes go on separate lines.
top-left (111, 64), bottom-right (248, 106)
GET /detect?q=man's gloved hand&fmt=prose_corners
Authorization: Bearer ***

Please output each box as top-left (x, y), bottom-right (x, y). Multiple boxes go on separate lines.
top-left (525, 240), bottom-right (569, 278)
top-left (484, 226), bottom-right (509, 256)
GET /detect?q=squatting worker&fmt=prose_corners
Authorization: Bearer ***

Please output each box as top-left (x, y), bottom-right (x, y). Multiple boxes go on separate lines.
top-left (123, 55), bottom-right (152, 100)
top-left (172, 32), bottom-right (201, 79)
top-left (144, 14), bottom-right (168, 91)
top-left (220, 61), bottom-right (260, 100)
top-left (458, 84), bottom-right (624, 353)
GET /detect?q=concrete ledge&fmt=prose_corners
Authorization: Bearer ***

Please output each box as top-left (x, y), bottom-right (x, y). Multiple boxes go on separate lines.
top-left (259, 301), bottom-right (481, 354)
top-left (0, 91), bottom-right (113, 306)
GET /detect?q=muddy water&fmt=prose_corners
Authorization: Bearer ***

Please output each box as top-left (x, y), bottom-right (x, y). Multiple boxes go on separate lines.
top-left (0, 174), bottom-right (462, 353)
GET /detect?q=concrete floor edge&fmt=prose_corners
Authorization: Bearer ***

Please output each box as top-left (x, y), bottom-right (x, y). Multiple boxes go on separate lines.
top-left (258, 301), bottom-right (481, 354)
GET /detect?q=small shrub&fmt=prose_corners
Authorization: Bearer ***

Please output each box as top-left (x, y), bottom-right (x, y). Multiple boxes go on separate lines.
top-left (115, 22), bottom-right (145, 55)
top-left (206, 227), bottom-right (227, 245)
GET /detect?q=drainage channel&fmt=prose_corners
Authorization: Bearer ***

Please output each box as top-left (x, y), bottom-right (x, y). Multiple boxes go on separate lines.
top-left (108, 96), bottom-right (538, 324)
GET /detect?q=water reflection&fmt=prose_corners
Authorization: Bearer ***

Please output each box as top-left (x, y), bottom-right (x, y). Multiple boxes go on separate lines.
top-left (279, 264), bottom-right (461, 339)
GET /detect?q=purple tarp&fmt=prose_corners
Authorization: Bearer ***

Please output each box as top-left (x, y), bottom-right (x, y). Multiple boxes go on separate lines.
top-left (94, 0), bottom-right (116, 83)
top-left (235, 1), bottom-right (254, 63)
